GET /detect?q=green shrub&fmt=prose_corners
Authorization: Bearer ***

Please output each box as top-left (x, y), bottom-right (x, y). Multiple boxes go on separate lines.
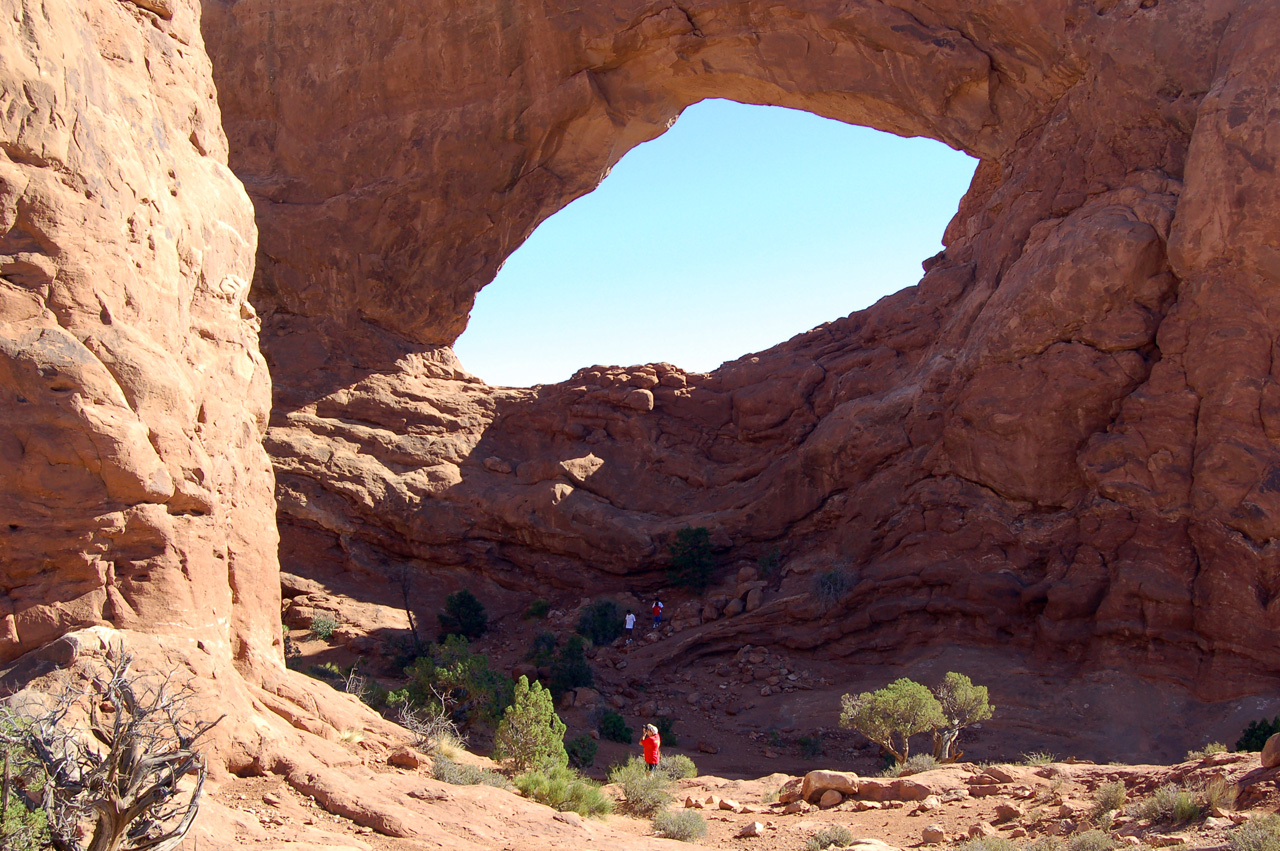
top-left (659, 753), bottom-right (697, 780)
top-left (306, 661), bottom-right (345, 684)
top-left (515, 763), bottom-right (612, 817)
top-left (1187, 741), bottom-right (1229, 760)
top-left (961, 839), bottom-right (1019, 851)
top-left (881, 753), bottom-right (940, 776)
top-left (806, 824), bottom-right (854, 851)
top-left (0, 733), bottom-right (50, 851)
top-left (607, 756), bottom-right (671, 816)
top-left (577, 599), bottom-right (623, 646)
top-left (652, 809), bottom-right (706, 841)
top-left (524, 598), bottom-right (551, 619)
top-left (1022, 752), bottom-right (1057, 765)
top-left (1068, 829), bottom-right (1117, 851)
top-left (1230, 814), bottom-right (1280, 851)
top-left (566, 734), bottom-right (598, 770)
top-left (668, 526), bottom-right (715, 591)
top-left (1132, 783), bottom-right (1203, 824)
top-left (757, 547), bottom-right (782, 579)
top-left (654, 715), bottom-right (679, 748)
top-left (493, 676), bottom-right (568, 772)
top-left (813, 568), bottom-right (853, 606)
top-left (599, 711), bottom-right (633, 744)
top-left (403, 635), bottom-right (512, 729)
top-left (1238, 717), bottom-right (1280, 752)
top-left (1090, 780), bottom-right (1127, 822)
top-left (798, 732), bottom-right (824, 759)
top-left (438, 589), bottom-right (488, 640)
top-left (549, 635), bottom-right (593, 697)
top-left (310, 612), bottom-right (339, 640)
top-left (528, 631), bottom-right (558, 666)
top-left (431, 754), bottom-right (513, 790)
top-left (840, 678), bottom-right (944, 764)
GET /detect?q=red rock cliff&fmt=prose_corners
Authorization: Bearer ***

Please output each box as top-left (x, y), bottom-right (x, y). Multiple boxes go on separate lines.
top-left (216, 0), bottom-right (1280, 702)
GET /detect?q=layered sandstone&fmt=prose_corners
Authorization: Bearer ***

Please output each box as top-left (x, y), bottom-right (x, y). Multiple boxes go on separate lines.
top-left (0, 0), bottom-right (276, 668)
top-left (205, 0), bottom-right (1280, 701)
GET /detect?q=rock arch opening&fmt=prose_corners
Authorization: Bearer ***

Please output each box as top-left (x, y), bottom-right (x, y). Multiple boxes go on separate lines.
top-left (455, 98), bottom-right (978, 387)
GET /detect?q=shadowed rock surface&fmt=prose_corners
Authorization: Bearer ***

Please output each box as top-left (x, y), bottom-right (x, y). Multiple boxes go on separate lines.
top-left (203, 0), bottom-right (1280, 702)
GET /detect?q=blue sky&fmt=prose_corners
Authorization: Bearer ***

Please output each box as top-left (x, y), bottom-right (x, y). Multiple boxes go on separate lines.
top-left (454, 99), bottom-right (978, 387)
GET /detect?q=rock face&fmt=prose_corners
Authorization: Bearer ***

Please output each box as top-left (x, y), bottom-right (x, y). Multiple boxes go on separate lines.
top-left (200, 0), bottom-right (1280, 700)
top-left (0, 0), bottom-right (279, 670)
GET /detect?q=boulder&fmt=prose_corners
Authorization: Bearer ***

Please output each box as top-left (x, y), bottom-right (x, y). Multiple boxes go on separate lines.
top-left (1262, 733), bottom-right (1280, 769)
top-left (802, 770), bottom-right (860, 802)
top-left (818, 790), bottom-right (843, 809)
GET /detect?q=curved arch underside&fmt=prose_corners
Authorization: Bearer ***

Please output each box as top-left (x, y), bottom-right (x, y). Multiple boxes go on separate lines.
top-left (191, 0), bottom-right (1280, 699)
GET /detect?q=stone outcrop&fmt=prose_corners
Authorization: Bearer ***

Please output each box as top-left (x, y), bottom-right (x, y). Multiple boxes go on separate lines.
top-left (0, 0), bottom-right (277, 669)
top-left (199, 0), bottom-right (1280, 701)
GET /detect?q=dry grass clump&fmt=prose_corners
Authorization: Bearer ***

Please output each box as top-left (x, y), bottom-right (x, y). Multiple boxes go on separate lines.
top-left (1230, 814), bottom-right (1280, 851)
top-left (806, 824), bottom-right (854, 851)
top-left (1090, 780), bottom-right (1127, 822)
top-left (652, 809), bottom-right (707, 842)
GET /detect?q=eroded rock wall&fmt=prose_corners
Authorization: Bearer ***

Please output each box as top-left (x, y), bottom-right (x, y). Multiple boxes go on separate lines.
top-left (0, 0), bottom-right (278, 670)
top-left (204, 0), bottom-right (1280, 698)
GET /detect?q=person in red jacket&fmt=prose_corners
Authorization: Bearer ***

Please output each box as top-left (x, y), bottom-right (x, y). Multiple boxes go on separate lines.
top-left (641, 723), bottom-right (661, 772)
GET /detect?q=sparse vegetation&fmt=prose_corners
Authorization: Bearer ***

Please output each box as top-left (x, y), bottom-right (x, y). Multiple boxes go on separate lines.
top-left (599, 711), bottom-right (633, 744)
top-left (881, 753), bottom-right (940, 776)
top-left (668, 526), bottom-right (715, 591)
top-left (310, 612), bottom-right (339, 640)
top-left (524, 598), bottom-right (551, 619)
top-left (1090, 780), bottom-right (1127, 822)
top-left (653, 808), bottom-right (707, 841)
top-left (397, 701), bottom-right (463, 755)
top-left (1022, 751), bottom-right (1057, 765)
top-left (577, 599), bottom-right (624, 645)
top-left (1067, 830), bottom-right (1117, 851)
top-left (813, 568), bottom-right (854, 607)
top-left (798, 732), bottom-right (824, 759)
top-left (492, 676), bottom-right (567, 772)
top-left (431, 754), bottom-right (514, 789)
top-left (549, 635), bottom-right (593, 697)
top-left (757, 547), bottom-right (783, 579)
top-left (806, 824), bottom-right (854, 851)
top-left (438, 589), bottom-right (489, 640)
top-left (1229, 813), bottom-right (1280, 851)
top-left (659, 753), bottom-right (698, 780)
top-left (0, 651), bottom-right (218, 851)
top-left (607, 756), bottom-right (672, 816)
top-left (514, 763), bottom-right (612, 817)
top-left (1187, 741), bottom-right (1229, 760)
top-left (1201, 775), bottom-right (1238, 812)
top-left (528, 631), bottom-right (558, 666)
top-left (961, 838), bottom-right (1019, 851)
top-left (654, 715), bottom-right (680, 748)
top-left (566, 734), bottom-right (598, 769)
top-left (1131, 783), bottom-right (1203, 824)
top-left (0, 721), bottom-right (49, 851)
top-left (403, 635), bottom-right (513, 730)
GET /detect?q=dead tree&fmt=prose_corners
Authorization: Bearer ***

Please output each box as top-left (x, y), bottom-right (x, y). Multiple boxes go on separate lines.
top-left (3, 651), bottom-right (222, 851)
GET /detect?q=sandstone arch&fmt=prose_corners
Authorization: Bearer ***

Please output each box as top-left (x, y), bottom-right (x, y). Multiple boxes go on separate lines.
top-left (195, 0), bottom-right (1280, 701)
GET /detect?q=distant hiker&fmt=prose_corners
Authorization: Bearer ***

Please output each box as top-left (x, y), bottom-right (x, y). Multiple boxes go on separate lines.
top-left (652, 599), bottom-right (664, 628)
top-left (641, 723), bottom-right (661, 772)
top-left (624, 610), bottom-right (636, 643)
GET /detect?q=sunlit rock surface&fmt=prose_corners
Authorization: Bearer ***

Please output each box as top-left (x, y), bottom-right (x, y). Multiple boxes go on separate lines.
top-left (201, 0), bottom-right (1280, 700)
